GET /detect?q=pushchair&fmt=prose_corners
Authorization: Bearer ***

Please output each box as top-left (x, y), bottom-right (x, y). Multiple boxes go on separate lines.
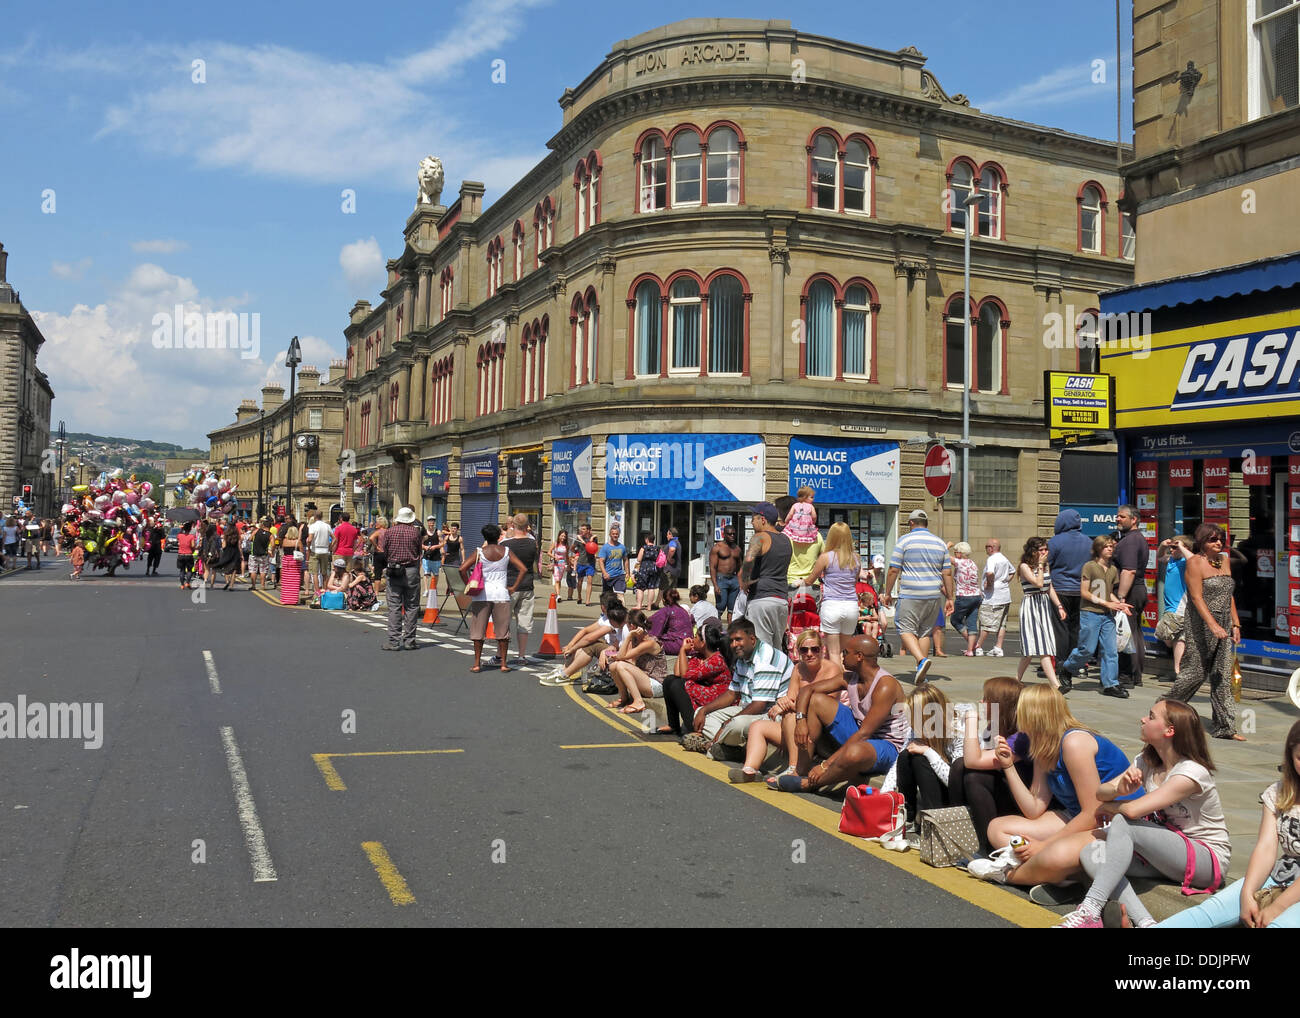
top-left (786, 592), bottom-right (821, 657)
top-left (854, 581), bottom-right (893, 656)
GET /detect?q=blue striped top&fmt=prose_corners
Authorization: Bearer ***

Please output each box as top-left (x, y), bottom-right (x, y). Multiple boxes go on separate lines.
top-left (889, 528), bottom-right (951, 598)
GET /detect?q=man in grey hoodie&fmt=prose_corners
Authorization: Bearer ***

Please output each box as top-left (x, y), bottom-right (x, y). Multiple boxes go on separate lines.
top-left (1048, 509), bottom-right (1092, 689)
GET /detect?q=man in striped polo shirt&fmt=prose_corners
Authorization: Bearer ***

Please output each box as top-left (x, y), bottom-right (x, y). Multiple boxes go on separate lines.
top-left (686, 618), bottom-right (793, 757)
top-left (881, 509), bottom-right (953, 684)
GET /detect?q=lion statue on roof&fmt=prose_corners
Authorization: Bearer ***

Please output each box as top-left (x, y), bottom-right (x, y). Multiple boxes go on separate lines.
top-left (417, 156), bottom-right (444, 207)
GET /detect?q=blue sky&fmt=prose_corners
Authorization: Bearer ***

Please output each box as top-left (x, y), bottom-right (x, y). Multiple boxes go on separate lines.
top-left (0, 0), bottom-right (1133, 447)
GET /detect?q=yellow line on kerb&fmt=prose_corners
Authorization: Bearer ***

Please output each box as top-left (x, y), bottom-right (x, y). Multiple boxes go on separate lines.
top-left (312, 749), bottom-right (464, 791)
top-left (362, 842), bottom-right (416, 906)
top-left (561, 683), bottom-right (1059, 929)
top-left (559, 742), bottom-right (655, 750)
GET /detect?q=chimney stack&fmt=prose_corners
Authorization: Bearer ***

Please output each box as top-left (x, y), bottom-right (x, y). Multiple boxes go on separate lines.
top-left (261, 383), bottom-right (284, 410)
top-left (297, 365), bottom-right (320, 390)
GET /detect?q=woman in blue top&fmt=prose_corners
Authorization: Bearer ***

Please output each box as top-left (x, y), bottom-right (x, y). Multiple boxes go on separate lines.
top-left (968, 683), bottom-right (1137, 888)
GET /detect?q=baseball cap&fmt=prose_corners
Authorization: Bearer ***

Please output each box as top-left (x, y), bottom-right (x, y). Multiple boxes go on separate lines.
top-left (752, 502), bottom-right (778, 524)
top-left (908, 509), bottom-right (928, 524)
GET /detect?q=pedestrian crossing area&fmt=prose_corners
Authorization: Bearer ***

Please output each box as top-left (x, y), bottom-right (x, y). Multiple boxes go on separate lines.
top-left (323, 609), bottom-right (555, 672)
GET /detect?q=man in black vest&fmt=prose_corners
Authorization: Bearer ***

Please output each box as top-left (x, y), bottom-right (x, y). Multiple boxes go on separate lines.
top-left (739, 503), bottom-right (792, 651)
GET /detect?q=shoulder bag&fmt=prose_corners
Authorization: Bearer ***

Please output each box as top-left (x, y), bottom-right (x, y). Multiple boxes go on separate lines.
top-left (838, 785), bottom-right (906, 841)
top-left (918, 805), bottom-right (981, 868)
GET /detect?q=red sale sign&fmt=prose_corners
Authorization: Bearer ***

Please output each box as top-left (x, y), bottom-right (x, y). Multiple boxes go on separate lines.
top-left (1168, 460), bottom-right (1193, 487)
top-left (1244, 455), bottom-right (1272, 485)
top-left (1134, 461), bottom-right (1158, 488)
top-left (1203, 458), bottom-right (1229, 484)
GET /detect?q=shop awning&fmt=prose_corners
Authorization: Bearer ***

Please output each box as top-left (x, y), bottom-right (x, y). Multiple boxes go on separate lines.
top-left (1101, 251), bottom-right (1300, 314)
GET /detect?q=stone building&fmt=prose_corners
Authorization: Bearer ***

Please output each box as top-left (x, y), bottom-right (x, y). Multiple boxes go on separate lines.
top-left (1101, 0), bottom-right (1300, 668)
top-left (0, 243), bottom-right (56, 517)
top-left (342, 19), bottom-right (1135, 568)
top-left (207, 361), bottom-right (346, 520)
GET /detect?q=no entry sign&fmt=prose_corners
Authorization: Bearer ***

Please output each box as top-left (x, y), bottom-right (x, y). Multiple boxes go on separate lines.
top-left (924, 444), bottom-right (954, 499)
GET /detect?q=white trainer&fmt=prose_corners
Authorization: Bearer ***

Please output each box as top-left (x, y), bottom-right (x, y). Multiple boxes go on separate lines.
top-left (966, 845), bottom-right (1019, 883)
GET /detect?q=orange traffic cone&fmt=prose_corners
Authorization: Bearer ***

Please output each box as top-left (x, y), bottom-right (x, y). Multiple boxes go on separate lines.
top-left (421, 586), bottom-right (440, 624)
top-left (485, 615), bottom-right (497, 641)
top-left (538, 591), bottom-right (562, 657)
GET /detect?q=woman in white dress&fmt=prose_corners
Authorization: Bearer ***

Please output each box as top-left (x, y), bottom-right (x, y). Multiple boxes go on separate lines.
top-left (459, 523), bottom-right (523, 673)
top-left (1017, 536), bottom-right (1067, 690)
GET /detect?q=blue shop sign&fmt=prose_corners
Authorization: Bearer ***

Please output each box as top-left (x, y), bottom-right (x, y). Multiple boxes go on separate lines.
top-left (1062, 504), bottom-right (1120, 538)
top-left (460, 453), bottom-right (498, 495)
top-left (1124, 423), bottom-right (1295, 461)
top-left (605, 433), bottom-right (765, 502)
top-left (421, 457), bottom-right (450, 496)
top-left (788, 438), bottom-right (900, 505)
top-left (551, 437), bottom-right (593, 499)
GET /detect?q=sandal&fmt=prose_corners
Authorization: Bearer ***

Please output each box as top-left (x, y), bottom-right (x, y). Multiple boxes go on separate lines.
top-left (470, 665), bottom-right (483, 673)
top-left (620, 703), bottom-right (646, 714)
top-left (768, 774), bottom-right (807, 793)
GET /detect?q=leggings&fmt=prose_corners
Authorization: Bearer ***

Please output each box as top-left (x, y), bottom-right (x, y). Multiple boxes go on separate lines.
top-left (947, 758), bottom-right (1035, 856)
top-left (177, 555), bottom-right (194, 584)
top-left (147, 549), bottom-right (162, 572)
top-left (1157, 876), bottom-right (1300, 928)
top-left (894, 751), bottom-right (951, 821)
top-left (661, 675), bottom-right (695, 736)
top-left (1080, 814), bottom-right (1219, 927)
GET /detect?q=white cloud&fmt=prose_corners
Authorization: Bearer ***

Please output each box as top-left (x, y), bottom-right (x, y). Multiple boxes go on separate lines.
top-left (131, 239), bottom-right (188, 254)
top-left (339, 238), bottom-right (385, 297)
top-left (977, 54), bottom-right (1131, 117)
top-left (15, 0), bottom-right (550, 192)
top-left (31, 263), bottom-right (341, 447)
top-left (50, 258), bottom-right (92, 280)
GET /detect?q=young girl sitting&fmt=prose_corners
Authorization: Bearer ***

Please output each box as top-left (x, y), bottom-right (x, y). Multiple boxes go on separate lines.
top-left (781, 486), bottom-right (820, 544)
top-left (950, 676), bottom-right (1031, 857)
top-left (880, 684), bottom-right (970, 830)
top-left (346, 563), bottom-right (377, 611)
top-left (1158, 719), bottom-right (1300, 928)
top-left (968, 683), bottom-right (1137, 887)
top-left (606, 609), bottom-right (667, 715)
top-left (1056, 697), bottom-right (1229, 928)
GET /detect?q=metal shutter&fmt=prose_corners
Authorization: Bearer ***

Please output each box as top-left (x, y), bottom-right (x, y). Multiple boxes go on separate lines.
top-left (459, 495), bottom-right (500, 551)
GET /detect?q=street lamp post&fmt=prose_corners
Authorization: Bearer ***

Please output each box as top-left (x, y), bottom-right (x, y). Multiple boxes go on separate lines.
top-left (256, 410), bottom-right (266, 519)
top-left (960, 189), bottom-right (982, 545)
top-left (54, 420), bottom-right (66, 510)
top-left (284, 336), bottom-right (302, 518)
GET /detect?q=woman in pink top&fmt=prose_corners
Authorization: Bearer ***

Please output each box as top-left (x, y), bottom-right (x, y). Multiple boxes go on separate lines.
top-left (948, 541), bottom-right (983, 656)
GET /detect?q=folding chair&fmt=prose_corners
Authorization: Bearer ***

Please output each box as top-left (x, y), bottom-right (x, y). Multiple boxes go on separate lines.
top-left (438, 566), bottom-right (474, 635)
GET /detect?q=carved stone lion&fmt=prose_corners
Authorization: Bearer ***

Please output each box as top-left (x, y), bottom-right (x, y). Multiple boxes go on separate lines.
top-left (417, 156), bottom-right (444, 206)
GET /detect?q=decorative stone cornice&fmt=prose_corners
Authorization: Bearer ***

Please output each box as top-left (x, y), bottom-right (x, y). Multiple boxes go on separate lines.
top-left (919, 69), bottom-right (968, 107)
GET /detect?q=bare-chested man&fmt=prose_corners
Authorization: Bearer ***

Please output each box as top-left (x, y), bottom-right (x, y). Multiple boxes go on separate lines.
top-left (768, 635), bottom-right (908, 793)
top-left (709, 524), bottom-right (742, 619)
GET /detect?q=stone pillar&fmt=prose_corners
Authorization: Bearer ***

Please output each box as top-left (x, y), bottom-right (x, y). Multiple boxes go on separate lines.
top-left (403, 284), bottom-right (414, 340)
top-left (451, 333), bottom-right (469, 423)
top-left (503, 309), bottom-right (521, 408)
top-left (547, 275), bottom-right (567, 399)
top-left (597, 254), bottom-right (616, 385)
top-left (410, 354), bottom-right (426, 421)
top-left (909, 263), bottom-right (928, 391)
top-left (398, 360), bottom-right (412, 420)
top-left (892, 263), bottom-right (910, 390)
top-left (416, 269), bottom-right (431, 330)
top-left (768, 245), bottom-right (787, 383)
top-left (1047, 287), bottom-right (1064, 371)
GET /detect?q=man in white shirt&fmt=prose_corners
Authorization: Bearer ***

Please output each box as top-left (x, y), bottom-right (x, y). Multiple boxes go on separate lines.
top-left (306, 511), bottom-right (334, 598)
top-left (975, 538), bottom-right (1013, 657)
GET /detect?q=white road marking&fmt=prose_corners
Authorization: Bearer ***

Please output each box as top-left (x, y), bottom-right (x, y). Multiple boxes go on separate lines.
top-left (219, 726), bottom-right (278, 883)
top-left (202, 650), bottom-right (221, 694)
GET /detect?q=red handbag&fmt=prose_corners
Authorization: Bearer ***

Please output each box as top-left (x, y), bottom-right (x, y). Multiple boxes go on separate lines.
top-left (838, 785), bottom-right (906, 840)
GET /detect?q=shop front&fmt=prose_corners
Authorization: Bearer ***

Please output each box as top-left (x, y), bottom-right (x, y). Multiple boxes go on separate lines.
top-left (505, 446), bottom-right (544, 535)
top-left (420, 456), bottom-right (451, 526)
top-left (788, 436), bottom-right (900, 561)
top-left (605, 432), bottom-right (767, 577)
top-left (459, 451), bottom-right (499, 541)
top-left (551, 437), bottom-right (593, 542)
top-left (1102, 255), bottom-right (1300, 666)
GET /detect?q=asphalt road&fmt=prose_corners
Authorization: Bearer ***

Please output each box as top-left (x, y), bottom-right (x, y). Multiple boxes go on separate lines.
top-left (1, 559), bottom-right (1019, 928)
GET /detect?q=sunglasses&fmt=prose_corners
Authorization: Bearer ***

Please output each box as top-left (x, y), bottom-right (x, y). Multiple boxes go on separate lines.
top-left (799, 646), bottom-right (823, 654)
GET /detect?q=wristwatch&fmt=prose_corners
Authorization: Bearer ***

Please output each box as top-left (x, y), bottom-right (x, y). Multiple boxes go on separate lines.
top-left (795, 712), bottom-right (806, 720)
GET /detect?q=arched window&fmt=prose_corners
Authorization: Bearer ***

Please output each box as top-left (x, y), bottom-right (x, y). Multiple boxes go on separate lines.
top-left (346, 346), bottom-right (355, 379)
top-left (948, 160), bottom-right (975, 234)
top-left (671, 130), bottom-right (702, 206)
top-left (803, 278), bottom-right (836, 379)
top-left (573, 153), bottom-right (601, 235)
top-left (1119, 192), bottom-right (1135, 260)
top-left (1076, 309), bottom-right (1101, 374)
top-left (705, 126), bottom-right (740, 205)
top-left (669, 277), bottom-right (701, 372)
top-left (978, 165), bottom-right (1004, 239)
top-left (842, 283), bottom-right (874, 378)
top-left (389, 382), bottom-right (400, 422)
top-left (639, 135), bottom-right (668, 212)
top-left (512, 220), bottom-right (525, 280)
top-left (811, 132), bottom-right (838, 210)
top-left (584, 290), bottom-right (598, 386)
top-left (1078, 182), bottom-right (1106, 254)
top-left (570, 290), bottom-right (599, 388)
top-left (707, 273), bottom-right (745, 374)
top-left (633, 279), bottom-right (663, 377)
top-left (844, 137), bottom-right (872, 214)
top-left (944, 294), bottom-right (974, 388)
top-left (975, 299), bottom-right (1008, 393)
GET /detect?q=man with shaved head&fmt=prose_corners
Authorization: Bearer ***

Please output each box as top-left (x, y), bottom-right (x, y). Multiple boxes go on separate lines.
top-left (769, 635), bottom-right (908, 792)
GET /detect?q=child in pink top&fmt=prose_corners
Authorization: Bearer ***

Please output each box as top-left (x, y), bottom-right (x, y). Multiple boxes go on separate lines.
top-left (782, 487), bottom-right (819, 543)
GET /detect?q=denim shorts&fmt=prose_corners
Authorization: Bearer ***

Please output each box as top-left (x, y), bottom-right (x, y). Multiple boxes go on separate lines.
top-left (422, 558), bottom-right (440, 575)
top-left (950, 595), bottom-right (982, 634)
